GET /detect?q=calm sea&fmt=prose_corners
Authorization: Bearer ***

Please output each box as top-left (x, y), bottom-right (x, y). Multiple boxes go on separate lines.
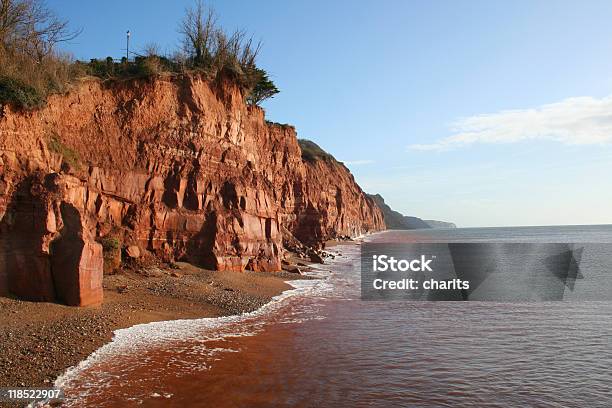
top-left (54, 226), bottom-right (612, 407)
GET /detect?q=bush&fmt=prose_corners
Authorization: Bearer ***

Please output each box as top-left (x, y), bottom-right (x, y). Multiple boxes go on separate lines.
top-left (0, 76), bottom-right (45, 109)
top-left (266, 120), bottom-right (291, 127)
top-left (246, 68), bottom-right (279, 106)
top-left (82, 57), bottom-right (116, 78)
top-left (298, 139), bottom-right (335, 163)
top-left (132, 55), bottom-right (181, 77)
top-left (0, 0), bottom-right (81, 110)
top-left (0, 1), bottom-right (279, 110)
top-left (178, 1), bottom-right (278, 105)
top-left (99, 236), bottom-right (120, 252)
top-left (135, 56), bottom-right (162, 77)
top-left (81, 55), bottom-right (182, 80)
top-left (98, 235), bottom-right (122, 274)
top-left (0, 48), bottom-right (80, 110)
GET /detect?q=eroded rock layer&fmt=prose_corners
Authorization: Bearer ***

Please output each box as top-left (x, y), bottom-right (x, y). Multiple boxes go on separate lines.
top-left (0, 74), bottom-right (384, 305)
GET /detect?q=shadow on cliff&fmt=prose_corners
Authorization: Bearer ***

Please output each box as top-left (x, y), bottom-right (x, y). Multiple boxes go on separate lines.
top-left (186, 211), bottom-right (219, 270)
top-left (49, 202), bottom-right (91, 305)
top-left (0, 174), bottom-right (57, 301)
top-left (0, 175), bottom-right (102, 305)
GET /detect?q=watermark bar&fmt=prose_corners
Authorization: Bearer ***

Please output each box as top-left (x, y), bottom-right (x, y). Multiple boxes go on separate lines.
top-left (0, 388), bottom-right (64, 402)
top-left (361, 243), bottom-right (612, 301)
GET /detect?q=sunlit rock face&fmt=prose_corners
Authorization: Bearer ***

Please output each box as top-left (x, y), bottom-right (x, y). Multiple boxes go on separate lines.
top-left (0, 74), bottom-right (384, 305)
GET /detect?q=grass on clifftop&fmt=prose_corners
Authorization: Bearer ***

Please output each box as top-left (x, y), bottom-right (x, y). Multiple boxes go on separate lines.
top-left (0, 1), bottom-right (278, 110)
top-left (298, 139), bottom-right (336, 163)
top-left (0, 49), bottom-right (82, 110)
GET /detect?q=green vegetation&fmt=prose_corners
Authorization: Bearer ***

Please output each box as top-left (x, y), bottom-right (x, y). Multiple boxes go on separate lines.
top-left (78, 55), bottom-right (180, 80)
top-left (247, 68), bottom-right (279, 106)
top-left (0, 0), bottom-right (278, 110)
top-left (99, 236), bottom-right (120, 252)
top-left (47, 133), bottom-right (81, 170)
top-left (0, 48), bottom-right (83, 109)
top-left (298, 139), bottom-right (335, 163)
top-left (0, 0), bottom-right (82, 109)
top-left (266, 120), bottom-right (292, 128)
top-left (99, 235), bottom-right (122, 274)
top-left (175, 0), bottom-right (278, 103)
top-left (0, 76), bottom-right (45, 110)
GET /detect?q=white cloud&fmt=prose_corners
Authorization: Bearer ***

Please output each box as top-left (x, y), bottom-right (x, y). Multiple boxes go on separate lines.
top-left (409, 95), bottom-right (612, 151)
top-left (342, 159), bottom-right (375, 165)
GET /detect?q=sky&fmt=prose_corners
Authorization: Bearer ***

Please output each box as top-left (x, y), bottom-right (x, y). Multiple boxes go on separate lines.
top-left (49, 0), bottom-right (612, 227)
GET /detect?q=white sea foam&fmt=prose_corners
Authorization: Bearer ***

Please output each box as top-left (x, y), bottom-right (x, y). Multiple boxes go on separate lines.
top-left (52, 266), bottom-right (333, 395)
top-left (33, 252), bottom-right (356, 408)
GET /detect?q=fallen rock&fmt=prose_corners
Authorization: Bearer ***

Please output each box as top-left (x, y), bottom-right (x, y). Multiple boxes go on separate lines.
top-left (125, 245), bottom-right (141, 259)
top-left (142, 267), bottom-right (164, 277)
top-left (308, 251), bottom-right (325, 264)
top-left (283, 264), bottom-right (301, 274)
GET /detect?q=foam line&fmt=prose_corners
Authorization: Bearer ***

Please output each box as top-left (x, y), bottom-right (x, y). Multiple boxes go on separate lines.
top-left (52, 267), bottom-right (332, 392)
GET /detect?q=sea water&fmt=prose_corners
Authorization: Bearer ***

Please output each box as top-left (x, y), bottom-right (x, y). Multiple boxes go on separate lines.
top-left (53, 226), bottom-right (612, 407)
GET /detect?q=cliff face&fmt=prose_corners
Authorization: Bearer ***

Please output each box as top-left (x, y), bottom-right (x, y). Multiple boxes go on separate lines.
top-left (0, 74), bottom-right (384, 306)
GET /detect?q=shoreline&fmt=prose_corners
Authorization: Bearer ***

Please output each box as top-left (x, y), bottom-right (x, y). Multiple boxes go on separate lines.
top-left (0, 261), bottom-right (310, 392)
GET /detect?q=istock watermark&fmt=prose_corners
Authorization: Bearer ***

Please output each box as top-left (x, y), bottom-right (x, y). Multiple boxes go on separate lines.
top-left (370, 253), bottom-right (470, 291)
top-left (361, 242), bottom-right (612, 301)
top-left (372, 254), bottom-right (434, 272)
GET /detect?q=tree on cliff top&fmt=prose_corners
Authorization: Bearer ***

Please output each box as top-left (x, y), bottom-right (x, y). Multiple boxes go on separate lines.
top-left (246, 68), bottom-right (279, 105)
top-left (178, 0), bottom-right (217, 67)
top-left (0, 0), bottom-right (279, 110)
top-left (0, 0), bottom-right (81, 109)
top-left (0, 0), bottom-right (81, 62)
top-left (178, 0), bottom-right (278, 106)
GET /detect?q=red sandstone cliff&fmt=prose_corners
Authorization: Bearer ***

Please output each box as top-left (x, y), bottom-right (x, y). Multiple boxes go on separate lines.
top-left (0, 74), bottom-right (384, 306)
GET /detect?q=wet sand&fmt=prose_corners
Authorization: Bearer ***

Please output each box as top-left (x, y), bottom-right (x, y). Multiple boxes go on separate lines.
top-left (0, 262), bottom-right (304, 390)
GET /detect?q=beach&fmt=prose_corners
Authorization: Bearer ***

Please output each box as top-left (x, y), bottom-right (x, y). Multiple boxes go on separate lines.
top-left (0, 262), bottom-right (304, 391)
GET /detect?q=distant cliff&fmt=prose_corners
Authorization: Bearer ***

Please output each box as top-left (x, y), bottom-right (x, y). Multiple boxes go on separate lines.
top-left (367, 194), bottom-right (428, 229)
top-left (368, 194), bottom-right (455, 230)
top-left (0, 74), bottom-right (384, 306)
top-left (424, 220), bottom-right (457, 229)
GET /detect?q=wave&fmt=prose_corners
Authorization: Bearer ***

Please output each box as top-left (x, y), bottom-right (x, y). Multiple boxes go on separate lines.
top-left (45, 265), bottom-right (333, 406)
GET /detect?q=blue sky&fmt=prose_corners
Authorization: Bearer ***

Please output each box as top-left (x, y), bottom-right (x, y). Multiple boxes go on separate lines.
top-left (50, 0), bottom-right (612, 227)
